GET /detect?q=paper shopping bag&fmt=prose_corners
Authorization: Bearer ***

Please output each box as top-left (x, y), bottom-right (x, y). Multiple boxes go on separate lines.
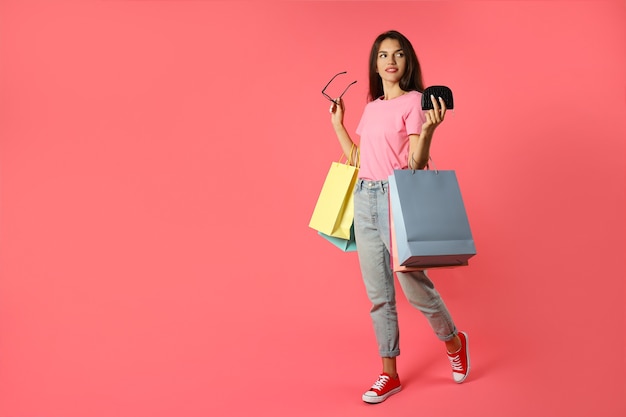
top-left (390, 207), bottom-right (424, 271)
top-left (389, 206), bottom-right (467, 271)
top-left (317, 224), bottom-right (357, 252)
top-left (309, 159), bottom-right (359, 240)
top-left (389, 170), bottom-right (476, 268)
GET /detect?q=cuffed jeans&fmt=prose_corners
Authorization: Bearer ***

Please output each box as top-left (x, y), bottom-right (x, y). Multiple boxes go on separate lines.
top-left (353, 179), bottom-right (458, 358)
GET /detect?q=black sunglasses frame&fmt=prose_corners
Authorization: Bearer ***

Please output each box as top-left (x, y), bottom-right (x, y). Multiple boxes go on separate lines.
top-left (321, 71), bottom-right (357, 103)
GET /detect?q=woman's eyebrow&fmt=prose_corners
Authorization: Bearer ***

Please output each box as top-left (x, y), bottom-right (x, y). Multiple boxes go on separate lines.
top-left (379, 49), bottom-right (404, 53)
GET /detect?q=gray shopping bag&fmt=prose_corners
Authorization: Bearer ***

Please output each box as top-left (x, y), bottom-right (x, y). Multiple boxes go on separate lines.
top-left (389, 170), bottom-right (476, 267)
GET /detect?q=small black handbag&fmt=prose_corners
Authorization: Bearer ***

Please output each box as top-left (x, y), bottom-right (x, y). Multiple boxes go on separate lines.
top-left (421, 85), bottom-right (454, 110)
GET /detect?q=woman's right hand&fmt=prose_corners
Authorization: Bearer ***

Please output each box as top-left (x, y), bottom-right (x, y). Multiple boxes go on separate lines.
top-left (329, 97), bottom-right (345, 128)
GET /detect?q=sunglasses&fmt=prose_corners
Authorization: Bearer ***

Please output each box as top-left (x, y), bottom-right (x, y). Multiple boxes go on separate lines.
top-left (321, 71), bottom-right (357, 103)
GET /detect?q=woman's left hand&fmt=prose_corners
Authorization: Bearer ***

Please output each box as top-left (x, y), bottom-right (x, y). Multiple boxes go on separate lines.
top-left (421, 95), bottom-right (447, 135)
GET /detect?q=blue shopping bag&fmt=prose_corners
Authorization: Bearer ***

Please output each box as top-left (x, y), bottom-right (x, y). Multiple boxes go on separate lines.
top-left (389, 169), bottom-right (476, 268)
top-left (317, 224), bottom-right (357, 252)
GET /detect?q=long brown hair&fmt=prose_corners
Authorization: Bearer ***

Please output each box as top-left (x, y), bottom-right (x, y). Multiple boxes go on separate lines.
top-left (367, 30), bottom-right (425, 102)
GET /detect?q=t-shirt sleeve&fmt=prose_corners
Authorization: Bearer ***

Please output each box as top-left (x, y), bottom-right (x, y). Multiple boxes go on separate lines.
top-left (405, 94), bottom-right (426, 136)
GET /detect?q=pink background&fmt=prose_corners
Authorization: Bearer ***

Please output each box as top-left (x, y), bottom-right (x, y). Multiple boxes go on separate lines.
top-left (1, 1), bottom-right (624, 416)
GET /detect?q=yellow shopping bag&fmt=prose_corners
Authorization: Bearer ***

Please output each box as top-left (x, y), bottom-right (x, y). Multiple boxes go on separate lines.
top-left (309, 147), bottom-right (359, 240)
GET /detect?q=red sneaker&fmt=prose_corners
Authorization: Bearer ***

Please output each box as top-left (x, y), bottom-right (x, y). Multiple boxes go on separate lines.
top-left (447, 331), bottom-right (470, 383)
top-left (362, 373), bottom-right (402, 404)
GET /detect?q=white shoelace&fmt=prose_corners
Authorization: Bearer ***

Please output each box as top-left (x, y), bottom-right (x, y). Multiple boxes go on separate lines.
top-left (448, 353), bottom-right (464, 372)
top-left (371, 375), bottom-right (390, 391)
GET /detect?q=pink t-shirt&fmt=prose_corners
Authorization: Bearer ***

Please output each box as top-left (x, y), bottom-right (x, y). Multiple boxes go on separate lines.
top-left (356, 90), bottom-right (426, 181)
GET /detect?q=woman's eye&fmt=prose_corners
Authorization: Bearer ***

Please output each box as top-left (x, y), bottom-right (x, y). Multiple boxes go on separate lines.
top-left (395, 52), bottom-right (404, 58)
top-left (379, 53), bottom-right (387, 58)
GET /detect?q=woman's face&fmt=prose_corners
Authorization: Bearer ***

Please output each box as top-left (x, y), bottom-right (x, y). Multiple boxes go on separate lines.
top-left (376, 38), bottom-right (406, 84)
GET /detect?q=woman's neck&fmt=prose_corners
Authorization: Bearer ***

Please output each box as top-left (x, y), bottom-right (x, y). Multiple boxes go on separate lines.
top-left (382, 83), bottom-right (406, 100)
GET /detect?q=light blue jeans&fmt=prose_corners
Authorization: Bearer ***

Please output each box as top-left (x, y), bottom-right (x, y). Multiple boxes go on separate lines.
top-left (353, 179), bottom-right (458, 358)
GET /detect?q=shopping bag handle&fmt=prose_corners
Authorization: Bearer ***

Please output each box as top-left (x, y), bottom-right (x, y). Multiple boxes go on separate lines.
top-left (339, 143), bottom-right (360, 168)
top-left (410, 155), bottom-right (438, 174)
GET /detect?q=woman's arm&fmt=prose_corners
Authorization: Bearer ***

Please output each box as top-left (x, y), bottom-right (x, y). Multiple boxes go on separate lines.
top-left (408, 132), bottom-right (433, 170)
top-left (408, 95), bottom-right (447, 170)
top-left (330, 98), bottom-right (359, 165)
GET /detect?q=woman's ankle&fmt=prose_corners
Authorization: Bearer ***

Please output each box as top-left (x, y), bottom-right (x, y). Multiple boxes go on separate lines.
top-left (445, 335), bottom-right (462, 354)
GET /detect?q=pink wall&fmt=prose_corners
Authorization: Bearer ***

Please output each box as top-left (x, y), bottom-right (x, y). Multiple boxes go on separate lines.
top-left (1, 1), bottom-right (624, 416)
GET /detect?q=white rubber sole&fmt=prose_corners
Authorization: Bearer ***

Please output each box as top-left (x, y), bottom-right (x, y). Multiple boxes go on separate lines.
top-left (362, 386), bottom-right (402, 404)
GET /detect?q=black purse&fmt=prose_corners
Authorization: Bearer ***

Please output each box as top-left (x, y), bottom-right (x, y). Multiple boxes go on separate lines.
top-left (421, 86), bottom-right (454, 110)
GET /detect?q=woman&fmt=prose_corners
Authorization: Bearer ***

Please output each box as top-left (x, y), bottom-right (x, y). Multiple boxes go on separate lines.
top-left (328, 30), bottom-right (470, 404)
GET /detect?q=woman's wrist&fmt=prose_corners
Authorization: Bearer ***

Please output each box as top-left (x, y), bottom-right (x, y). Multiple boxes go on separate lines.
top-left (332, 122), bottom-right (346, 132)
